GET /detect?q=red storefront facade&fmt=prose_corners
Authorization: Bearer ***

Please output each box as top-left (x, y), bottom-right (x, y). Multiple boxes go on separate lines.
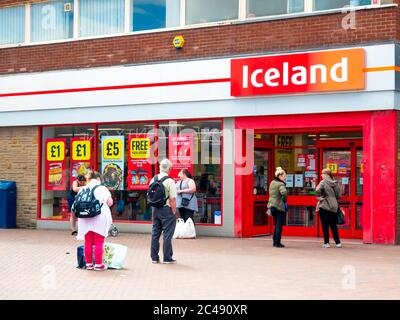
top-left (234, 111), bottom-right (397, 244)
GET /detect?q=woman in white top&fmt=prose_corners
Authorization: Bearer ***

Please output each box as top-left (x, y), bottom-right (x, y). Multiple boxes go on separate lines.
top-left (176, 169), bottom-right (198, 222)
top-left (77, 171), bottom-right (113, 271)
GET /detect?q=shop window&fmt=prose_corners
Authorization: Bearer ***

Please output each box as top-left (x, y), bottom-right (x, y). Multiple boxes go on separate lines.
top-left (275, 147), bottom-right (317, 196)
top-left (31, 0), bottom-right (73, 42)
top-left (79, 0), bottom-right (125, 37)
top-left (0, 6), bottom-right (25, 45)
top-left (274, 134), bottom-right (317, 196)
top-left (314, 0), bottom-right (371, 11)
top-left (322, 150), bottom-right (351, 196)
top-left (253, 150), bottom-right (268, 195)
top-left (41, 126), bottom-right (94, 219)
top-left (247, 0), bottom-right (304, 18)
top-left (185, 0), bottom-right (238, 25)
top-left (97, 123), bottom-right (155, 222)
top-left (131, 0), bottom-right (179, 32)
top-left (41, 120), bottom-right (223, 225)
top-left (159, 120), bottom-right (223, 225)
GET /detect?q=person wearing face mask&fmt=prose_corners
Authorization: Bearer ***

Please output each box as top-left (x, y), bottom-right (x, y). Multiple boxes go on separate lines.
top-left (267, 167), bottom-right (288, 248)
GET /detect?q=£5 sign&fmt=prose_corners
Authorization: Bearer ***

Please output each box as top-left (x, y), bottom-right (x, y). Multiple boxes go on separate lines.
top-left (230, 49), bottom-right (365, 97)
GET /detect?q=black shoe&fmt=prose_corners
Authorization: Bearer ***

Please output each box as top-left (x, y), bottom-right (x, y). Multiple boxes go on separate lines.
top-left (163, 259), bottom-right (177, 264)
top-left (71, 231), bottom-right (77, 236)
top-left (273, 243), bottom-right (277, 247)
top-left (275, 243), bottom-right (285, 248)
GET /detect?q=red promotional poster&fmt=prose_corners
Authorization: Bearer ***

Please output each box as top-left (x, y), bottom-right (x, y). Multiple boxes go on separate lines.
top-left (70, 138), bottom-right (92, 187)
top-left (306, 154), bottom-right (316, 171)
top-left (128, 134), bottom-right (153, 190)
top-left (168, 134), bottom-right (194, 181)
top-left (45, 138), bottom-right (67, 191)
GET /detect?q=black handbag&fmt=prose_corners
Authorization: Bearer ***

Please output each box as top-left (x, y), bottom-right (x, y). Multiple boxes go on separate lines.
top-left (337, 206), bottom-right (345, 225)
top-left (180, 181), bottom-right (194, 207)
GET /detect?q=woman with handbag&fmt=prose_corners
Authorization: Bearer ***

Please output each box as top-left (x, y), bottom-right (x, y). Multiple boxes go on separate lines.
top-left (267, 167), bottom-right (288, 248)
top-left (176, 169), bottom-right (198, 223)
top-left (316, 168), bottom-right (342, 248)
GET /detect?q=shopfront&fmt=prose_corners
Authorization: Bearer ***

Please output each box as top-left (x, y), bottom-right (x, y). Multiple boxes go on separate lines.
top-left (234, 110), bottom-right (397, 244)
top-left (0, 43), bottom-right (399, 243)
top-left (241, 128), bottom-right (363, 239)
top-left (39, 120), bottom-right (224, 227)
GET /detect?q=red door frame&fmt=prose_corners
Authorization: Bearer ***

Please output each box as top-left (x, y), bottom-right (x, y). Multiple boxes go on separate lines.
top-left (246, 140), bottom-right (274, 236)
top-left (235, 111), bottom-right (397, 244)
top-left (248, 134), bottom-right (363, 239)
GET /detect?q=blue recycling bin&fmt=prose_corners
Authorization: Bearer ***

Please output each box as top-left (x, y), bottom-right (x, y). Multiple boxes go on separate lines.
top-left (0, 181), bottom-right (17, 228)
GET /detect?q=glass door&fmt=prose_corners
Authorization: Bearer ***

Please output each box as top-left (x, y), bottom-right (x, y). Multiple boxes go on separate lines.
top-left (251, 147), bottom-right (272, 236)
top-left (320, 143), bottom-right (363, 239)
top-left (242, 133), bottom-right (275, 237)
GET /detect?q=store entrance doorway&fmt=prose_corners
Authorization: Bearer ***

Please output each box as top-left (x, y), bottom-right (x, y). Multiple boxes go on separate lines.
top-left (243, 131), bottom-right (363, 239)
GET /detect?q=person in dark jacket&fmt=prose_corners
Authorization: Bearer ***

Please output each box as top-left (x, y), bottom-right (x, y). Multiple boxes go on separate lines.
top-left (67, 174), bottom-right (87, 236)
top-left (316, 168), bottom-right (342, 248)
top-left (267, 167), bottom-right (288, 248)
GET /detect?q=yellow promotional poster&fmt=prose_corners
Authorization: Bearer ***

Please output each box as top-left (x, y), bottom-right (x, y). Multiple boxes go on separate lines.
top-left (103, 138), bottom-right (123, 160)
top-left (45, 138), bottom-right (66, 190)
top-left (275, 149), bottom-right (294, 173)
top-left (72, 140), bottom-right (91, 161)
top-left (101, 136), bottom-right (125, 190)
top-left (46, 141), bottom-right (65, 161)
top-left (326, 163), bottom-right (338, 174)
top-left (70, 138), bottom-right (92, 187)
top-left (130, 138), bottom-right (150, 159)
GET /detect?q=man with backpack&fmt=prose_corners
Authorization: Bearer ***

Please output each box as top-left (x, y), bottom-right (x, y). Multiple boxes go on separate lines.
top-left (147, 158), bottom-right (178, 264)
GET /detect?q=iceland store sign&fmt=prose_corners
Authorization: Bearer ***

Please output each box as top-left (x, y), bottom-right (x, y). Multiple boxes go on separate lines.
top-left (230, 49), bottom-right (365, 97)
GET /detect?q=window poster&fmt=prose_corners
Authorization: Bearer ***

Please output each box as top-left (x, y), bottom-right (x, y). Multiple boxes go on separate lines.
top-left (286, 174), bottom-right (294, 188)
top-left (168, 134), bottom-right (194, 180)
top-left (295, 174), bottom-right (304, 188)
top-left (128, 134), bottom-right (153, 190)
top-left (338, 162), bottom-right (348, 175)
top-left (306, 154), bottom-right (316, 170)
top-left (326, 163), bottom-right (338, 174)
top-left (275, 148), bottom-right (294, 173)
top-left (297, 154), bottom-right (306, 167)
top-left (304, 171), bottom-right (317, 188)
top-left (70, 138), bottom-right (92, 187)
top-left (101, 136), bottom-right (125, 190)
top-left (45, 138), bottom-right (67, 190)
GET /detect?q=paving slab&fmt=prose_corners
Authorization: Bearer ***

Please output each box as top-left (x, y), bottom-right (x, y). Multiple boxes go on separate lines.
top-left (0, 229), bottom-right (399, 300)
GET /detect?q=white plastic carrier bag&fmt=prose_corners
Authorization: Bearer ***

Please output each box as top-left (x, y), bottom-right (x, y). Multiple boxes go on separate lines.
top-left (173, 218), bottom-right (185, 239)
top-left (102, 243), bottom-right (128, 269)
top-left (181, 218), bottom-right (196, 239)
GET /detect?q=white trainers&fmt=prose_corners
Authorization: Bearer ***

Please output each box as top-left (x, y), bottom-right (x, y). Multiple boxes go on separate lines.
top-left (336, 243), bottom-right (342, 248)
top-left (85, 263), bottom-right (94, 270)
top-left (322, 243), bottom-right (331, 248)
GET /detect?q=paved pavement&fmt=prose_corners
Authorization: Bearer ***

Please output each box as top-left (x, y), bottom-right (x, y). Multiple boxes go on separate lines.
top-left (0, 229), bottom-right (399, 300)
